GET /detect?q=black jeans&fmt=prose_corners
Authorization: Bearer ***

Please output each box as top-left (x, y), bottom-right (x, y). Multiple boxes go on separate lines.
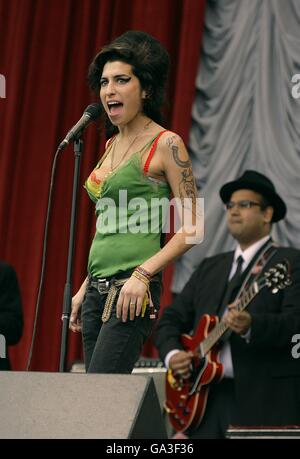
top-left (81, 275), bottom-right (161, 374)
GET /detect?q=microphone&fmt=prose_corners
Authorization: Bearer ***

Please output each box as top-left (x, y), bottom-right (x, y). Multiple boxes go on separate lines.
top-left (58, 103), bottom-right (102, 150)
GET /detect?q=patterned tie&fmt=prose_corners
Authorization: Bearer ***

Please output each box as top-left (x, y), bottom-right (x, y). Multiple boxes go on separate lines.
top-left (219, 255), bottom-right (244, 317)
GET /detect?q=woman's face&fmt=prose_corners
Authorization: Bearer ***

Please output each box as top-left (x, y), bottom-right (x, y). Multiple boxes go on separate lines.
top-left (99, 60), bottom-right (146, 126)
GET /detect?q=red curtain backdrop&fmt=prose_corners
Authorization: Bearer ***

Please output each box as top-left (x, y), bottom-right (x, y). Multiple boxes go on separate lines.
top-left (0, 0), bottom-right (205, 371)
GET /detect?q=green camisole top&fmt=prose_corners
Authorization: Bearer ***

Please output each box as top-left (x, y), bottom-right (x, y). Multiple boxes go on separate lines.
top-left (85, 131), bottom-right (171, 278)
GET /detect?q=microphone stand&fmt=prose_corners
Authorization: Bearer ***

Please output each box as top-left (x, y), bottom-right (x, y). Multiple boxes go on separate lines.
top-left (59, 138), bottom-right (83, 372)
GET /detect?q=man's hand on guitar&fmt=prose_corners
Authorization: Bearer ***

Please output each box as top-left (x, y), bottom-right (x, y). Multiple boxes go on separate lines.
top-left (169, 350), bottom-right (194, 379)
top-left (223, 303), bottom-right (252, 335)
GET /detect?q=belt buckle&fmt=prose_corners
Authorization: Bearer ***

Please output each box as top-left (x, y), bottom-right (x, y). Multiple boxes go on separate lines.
top-left (98, 278), bottom-right (110, 294)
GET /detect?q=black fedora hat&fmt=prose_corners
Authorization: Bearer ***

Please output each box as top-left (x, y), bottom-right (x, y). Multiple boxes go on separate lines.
top-left (219, 170), bottom-right (286, 222)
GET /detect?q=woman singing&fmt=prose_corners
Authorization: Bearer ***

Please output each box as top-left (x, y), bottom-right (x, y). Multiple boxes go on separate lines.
top-left (69, 30), bottom-right (203, 373)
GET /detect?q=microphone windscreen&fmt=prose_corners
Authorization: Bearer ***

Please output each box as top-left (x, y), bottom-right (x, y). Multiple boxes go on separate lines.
top-left (84, 103), bottom-right (102, 120)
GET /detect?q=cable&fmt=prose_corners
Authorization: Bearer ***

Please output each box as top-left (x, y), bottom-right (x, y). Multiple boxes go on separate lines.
top-left (25, 147), bottom-right (61, 371)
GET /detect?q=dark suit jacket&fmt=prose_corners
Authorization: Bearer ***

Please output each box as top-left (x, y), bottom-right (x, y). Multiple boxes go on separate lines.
top-left (0, 261), bottom-right (23, 370)
top-left (155, 244), bottom-right (300, 425)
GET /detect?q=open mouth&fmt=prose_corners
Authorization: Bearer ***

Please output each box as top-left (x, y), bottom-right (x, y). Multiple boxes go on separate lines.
top-left (107, 101), bottom-right (123, 115)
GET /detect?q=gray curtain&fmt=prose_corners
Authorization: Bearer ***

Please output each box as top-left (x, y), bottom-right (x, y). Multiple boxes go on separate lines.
top-left (172, 0), bottom-right (300, 293)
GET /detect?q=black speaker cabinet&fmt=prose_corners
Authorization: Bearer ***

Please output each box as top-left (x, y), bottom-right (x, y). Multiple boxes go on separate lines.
top-left (0, 371), bottom-right (167, 439)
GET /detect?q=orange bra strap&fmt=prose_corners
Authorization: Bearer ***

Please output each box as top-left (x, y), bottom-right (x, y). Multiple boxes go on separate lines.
top-left (143, 130), bottom-right (169, 174)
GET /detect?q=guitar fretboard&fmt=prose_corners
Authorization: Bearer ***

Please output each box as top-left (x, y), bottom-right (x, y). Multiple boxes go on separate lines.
top-left (201, 281), bottom-right (260, 356)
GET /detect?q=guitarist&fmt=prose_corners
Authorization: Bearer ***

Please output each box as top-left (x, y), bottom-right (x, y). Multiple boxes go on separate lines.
top-left (155, 170), bottom-right (300, 439)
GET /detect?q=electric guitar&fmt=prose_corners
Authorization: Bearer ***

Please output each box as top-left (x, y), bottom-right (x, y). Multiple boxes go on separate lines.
top-left (164, 261), bottom-right (292, 433)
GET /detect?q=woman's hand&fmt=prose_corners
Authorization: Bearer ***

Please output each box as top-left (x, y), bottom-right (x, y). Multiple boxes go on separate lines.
top-left (69, 290), bottom-right (84, 333)
top-left (116, 276), bottom-right (148, 322)
top-left (69, 278), bottom-right (88, 332)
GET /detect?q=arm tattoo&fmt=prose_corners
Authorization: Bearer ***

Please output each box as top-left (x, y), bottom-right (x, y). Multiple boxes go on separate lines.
top-left (179, 167), bottom-right (197, 202)
top-left (166, 135), bottom-right (197, 203)
top-left (172, 145), bottom-right (190, 168)
top-left (167, 137), bottom-right (190, 168)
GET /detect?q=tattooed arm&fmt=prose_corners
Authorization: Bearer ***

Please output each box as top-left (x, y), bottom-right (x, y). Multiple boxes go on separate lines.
top-left (139, 132), bottom-right (204, 276)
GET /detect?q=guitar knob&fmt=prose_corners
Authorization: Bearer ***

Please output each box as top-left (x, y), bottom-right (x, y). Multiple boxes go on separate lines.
top-left (163, 402), bottom-right (175, 414)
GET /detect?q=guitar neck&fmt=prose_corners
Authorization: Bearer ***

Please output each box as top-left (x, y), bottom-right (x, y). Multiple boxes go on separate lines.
top-left (201, 281), bottom-right (260, 356)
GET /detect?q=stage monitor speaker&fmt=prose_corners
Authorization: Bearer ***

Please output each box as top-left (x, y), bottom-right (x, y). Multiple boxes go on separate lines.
top-left (0, 371), bottom-right (167, 439)
top-left (132, 360), bottom-right (172, 438)
top-left (132, 359), bottom-right (166, 411)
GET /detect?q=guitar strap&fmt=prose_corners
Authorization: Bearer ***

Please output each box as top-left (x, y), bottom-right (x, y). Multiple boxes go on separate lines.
top-left (233, 239), bottom-right (279, 303)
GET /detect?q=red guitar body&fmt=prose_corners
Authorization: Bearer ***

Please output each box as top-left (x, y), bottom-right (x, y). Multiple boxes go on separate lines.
top-left (165, 314), bottom-right (224, 433)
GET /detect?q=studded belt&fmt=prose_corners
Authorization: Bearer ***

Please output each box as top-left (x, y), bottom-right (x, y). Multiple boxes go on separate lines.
top-left (88, 273), bottom-right (160, 323)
